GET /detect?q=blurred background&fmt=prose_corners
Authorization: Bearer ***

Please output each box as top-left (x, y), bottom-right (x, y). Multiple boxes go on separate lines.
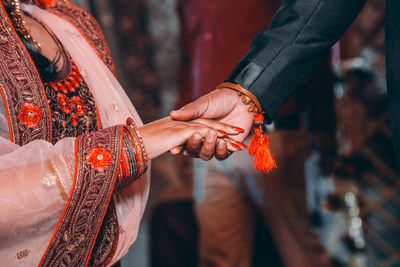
top-left (75, 1), bottom-right (399, 266)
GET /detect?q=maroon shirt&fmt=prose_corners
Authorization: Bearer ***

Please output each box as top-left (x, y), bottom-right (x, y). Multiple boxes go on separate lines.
top-left (177, 0), bottom-right (282, 106)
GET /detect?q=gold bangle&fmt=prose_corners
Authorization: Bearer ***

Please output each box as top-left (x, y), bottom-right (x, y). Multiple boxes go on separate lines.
top-left (216, 82), bottom-right (263, 114)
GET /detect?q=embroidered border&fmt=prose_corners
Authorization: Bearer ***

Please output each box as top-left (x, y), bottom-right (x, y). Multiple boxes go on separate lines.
top-left (50, 0), bottom-right (116, 75)
top-left (0, 3), bottom-right (51, 145)
top-left (39, 125), bottom-right (123, 267)
top-left (89, 200), bottom-right (119, 266)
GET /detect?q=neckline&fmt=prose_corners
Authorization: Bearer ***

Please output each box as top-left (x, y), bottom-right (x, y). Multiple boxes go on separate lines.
top-left (24, 11), bottom-right (72, 82)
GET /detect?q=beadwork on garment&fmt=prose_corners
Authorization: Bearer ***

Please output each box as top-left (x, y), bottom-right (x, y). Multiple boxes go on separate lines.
top-left (44, 60), bottom-right (100, 143)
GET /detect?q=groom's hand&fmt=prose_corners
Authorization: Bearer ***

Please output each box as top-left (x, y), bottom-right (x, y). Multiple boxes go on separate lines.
top-left (170, 88), bottom-right (254, 160)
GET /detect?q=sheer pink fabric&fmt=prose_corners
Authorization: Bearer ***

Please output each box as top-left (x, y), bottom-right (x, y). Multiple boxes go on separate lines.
top-left (0, 4), bottom-right (150, 266)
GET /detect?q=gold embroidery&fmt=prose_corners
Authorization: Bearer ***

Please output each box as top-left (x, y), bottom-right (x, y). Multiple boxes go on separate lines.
top-left (89, 203), bottom-right (119, 266)
top-left (112, 102), bottom-right (119, 111)
top-left (40, 126), bottom-right (122, 267)
top-left (80, 68), bottom-right (88, 78)
top-left (41, 173), bottom-right (57, 187)
top-left (46, 161), bottom-right (68, 201)
top-left (119, 226), bottom-right (125, 235)
top-left (0, 3), bottom-right (52, 145)
top-left (59, 154), bottom-right (73, 188)
top-left (16, 249), bottom-right (30, 260)
top-left (0, 33), bottom-right (8, 43)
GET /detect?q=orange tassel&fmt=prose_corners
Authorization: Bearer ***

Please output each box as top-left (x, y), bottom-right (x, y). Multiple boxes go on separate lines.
top-left (248, 115), bottom-right (277, 173)
top-left (35, 0), bottom-right (56, 8)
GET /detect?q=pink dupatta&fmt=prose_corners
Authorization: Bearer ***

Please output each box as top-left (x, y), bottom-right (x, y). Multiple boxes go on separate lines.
top-left (0, 3), bottom-right (150, 266)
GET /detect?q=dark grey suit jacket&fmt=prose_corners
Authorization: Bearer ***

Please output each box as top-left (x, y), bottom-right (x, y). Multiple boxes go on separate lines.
top-left (227, 0), bottom-right (400, 171)
top-left (227, 0), bottom-right (367, 122)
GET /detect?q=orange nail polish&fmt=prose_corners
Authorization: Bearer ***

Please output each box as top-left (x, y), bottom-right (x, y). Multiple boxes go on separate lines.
top-left (218, 130), bottom-right (229, 135)
top-left (232, 127), bottom-right (245, 133)
top-left (231, 143), bottom-right (242, 150)
top-left (236, 141), bottom-right (248, 149)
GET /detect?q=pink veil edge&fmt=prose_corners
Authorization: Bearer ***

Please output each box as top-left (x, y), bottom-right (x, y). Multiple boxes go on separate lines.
top-left (22, 4), bottom-right (151, 265)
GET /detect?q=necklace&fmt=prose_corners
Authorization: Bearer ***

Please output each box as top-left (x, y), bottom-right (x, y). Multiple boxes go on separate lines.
top-left (10, 0), bottom-right (42, 51)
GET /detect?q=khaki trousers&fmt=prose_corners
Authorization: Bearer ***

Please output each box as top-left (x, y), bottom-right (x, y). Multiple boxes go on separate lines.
top-left (195, 129), bottom-right (333, 267)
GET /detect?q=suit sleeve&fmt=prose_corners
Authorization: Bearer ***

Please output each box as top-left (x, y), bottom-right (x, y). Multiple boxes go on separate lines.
top-left (227, 0), bottom-right (367, 123)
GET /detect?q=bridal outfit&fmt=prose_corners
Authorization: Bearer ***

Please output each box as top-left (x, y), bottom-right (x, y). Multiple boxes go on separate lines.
top-left (0, 1), bottom-right (150, 266)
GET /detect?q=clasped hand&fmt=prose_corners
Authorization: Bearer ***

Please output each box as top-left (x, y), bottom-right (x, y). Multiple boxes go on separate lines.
top-left (169, 88), bottom-right (255, 161)
top-left (139, 88), bottom-right (255, 161)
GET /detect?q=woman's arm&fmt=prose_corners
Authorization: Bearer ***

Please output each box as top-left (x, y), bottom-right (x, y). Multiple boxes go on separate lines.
top-left (0, 117), bottom-right (239, 265)
top-left (139, 117), bottom-right (244, 160)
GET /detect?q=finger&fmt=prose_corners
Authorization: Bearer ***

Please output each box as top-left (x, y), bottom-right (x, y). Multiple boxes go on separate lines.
top-left (215, 139), bottom-right (230, 161)
top-left (186, 132), bottom-right (203, 154)
top-left (182, 148), bottom-right (200, 158)
top-left (170, 97), bottom-right (208, 121)
top-left (193, 118), bottom-right (244, 136)
top-left (170, 146), bottom-right (182, 155)
top-left (223, 136), bottom-right (247, 152)
top-left (199, 130), bottom-right (218, 161)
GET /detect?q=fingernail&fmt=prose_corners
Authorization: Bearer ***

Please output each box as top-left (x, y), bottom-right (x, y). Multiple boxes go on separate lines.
top-left (232, 127), bottom-right (245, 133)
top-left (231, 143), bottom-right (242, 150)
top-left (217, 130), bottom-right (229, 135)
top-left (236, 141), bottom-right (248, 149)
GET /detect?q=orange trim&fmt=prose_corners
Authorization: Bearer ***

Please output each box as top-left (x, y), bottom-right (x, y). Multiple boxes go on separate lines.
top-left (0, 86), bottom-right (13, 143)
top-left (48, 8), bottom-right (116, 76)
top-left (65, 0), bottom-right (116, 73)
top-left (84, 126), bottom-right (124, 267)
top-left (96, 105), bottom-right (103, 130)
top-left (0, 2), bottom-right (53, 143)
top-left (38, 139), bottom-right (79, 266)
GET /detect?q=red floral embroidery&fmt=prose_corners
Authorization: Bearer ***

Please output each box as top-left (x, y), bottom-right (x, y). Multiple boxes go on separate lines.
top-left (35, 0), bottom-right (56, 8)
top-left (71, 96), bottom-right (86, 116)
top-left (69, 76), bottom-right (80, 88)
top-left (18, 103), bottom-right (43, 128)
top-left (64, 80), bottom-right (76, 93)
top-left (87, 147), bottom-right (113, 172)
top-left (49, 82), bottom-right (58, 92)
top-left (57, 93), bottom-right (72, 114)
top-left (71, 113), bottom-right (79, 127)
top-left (57, 82), bottom-right (68, 94)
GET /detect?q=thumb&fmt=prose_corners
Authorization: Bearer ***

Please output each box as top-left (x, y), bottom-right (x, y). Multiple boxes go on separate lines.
top-left (170, 98), bottom-right (208, 121)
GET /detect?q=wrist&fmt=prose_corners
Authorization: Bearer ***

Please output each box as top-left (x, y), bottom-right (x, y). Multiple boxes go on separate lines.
top-left (217, 82), bottom-right (262, 114)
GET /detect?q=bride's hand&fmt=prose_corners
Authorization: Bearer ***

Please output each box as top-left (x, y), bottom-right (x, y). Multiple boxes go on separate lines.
top-left (138, 117), bottom-right (243, 160)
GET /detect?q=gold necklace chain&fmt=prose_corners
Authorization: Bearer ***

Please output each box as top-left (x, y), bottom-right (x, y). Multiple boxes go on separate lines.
top-left (10, 0), bottom-right (42, 51)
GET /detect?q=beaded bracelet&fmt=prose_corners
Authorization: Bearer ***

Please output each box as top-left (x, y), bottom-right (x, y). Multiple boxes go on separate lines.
top-left (215, 82), bottom-right (277, 173)
top-left (216, 82), bottom-right (262, 114)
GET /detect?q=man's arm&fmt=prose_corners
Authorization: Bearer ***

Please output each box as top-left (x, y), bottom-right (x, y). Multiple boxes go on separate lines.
top-left (171, 0), bottom-right (366, 160)
top-left (227, 0), bottom-right (367, 123)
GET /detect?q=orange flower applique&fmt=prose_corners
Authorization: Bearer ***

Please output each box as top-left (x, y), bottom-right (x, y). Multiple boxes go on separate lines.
top-left (18, 103), bottom-right (43, 128)
top-left (71, 96), bottom-right (86, 116)
top-left (35, 0), bottom-right (56, 8)
top-left (71, 113), bottom-right (79, 127)
top-left (87, 146), bottom-right (113, 172)
top-left (57, 93), bottom-right (72, 114)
